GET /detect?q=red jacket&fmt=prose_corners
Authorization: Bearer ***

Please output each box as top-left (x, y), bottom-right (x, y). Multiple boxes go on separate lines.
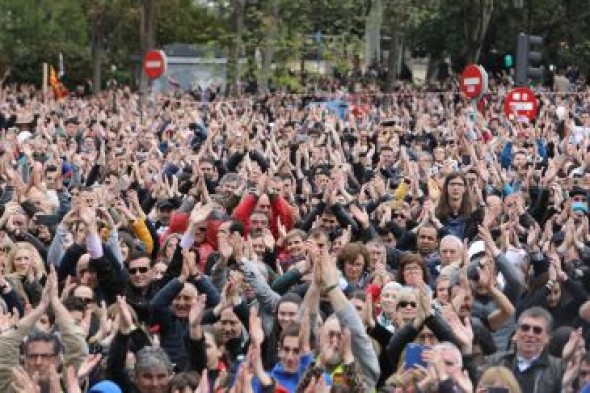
top-left (232, 193), bottom-right (294, 238)
top-left (161, 211), bottom-right (217, 270)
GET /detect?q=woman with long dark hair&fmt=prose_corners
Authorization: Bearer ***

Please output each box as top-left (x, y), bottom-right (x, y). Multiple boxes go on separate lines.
top-left (435, 172), bottom-right (483, 241)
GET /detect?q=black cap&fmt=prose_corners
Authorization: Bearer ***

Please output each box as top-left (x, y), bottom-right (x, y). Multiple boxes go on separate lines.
top-left (156, 199), bottom-right (176, 211)
top-left (569, 186), bottom-right (588, 199)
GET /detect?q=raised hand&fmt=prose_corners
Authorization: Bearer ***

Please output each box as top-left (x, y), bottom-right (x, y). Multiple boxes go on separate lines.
top-left (11, 366), bottom-right (39, 393)
top-left (443, 306), bottom-right (473, 352)
top-left (249, 309), bottom-right (264, 347)
top-left (188, 294), bottom-right (207, 328)
top-left (116, 296), bottom-right (135, 334)
top-left (76, 353), bottom-right (103, 381)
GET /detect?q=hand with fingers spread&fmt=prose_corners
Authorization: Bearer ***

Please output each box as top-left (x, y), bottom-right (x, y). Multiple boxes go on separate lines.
top-left (443, 306), bottom-right (473, 353)
top-left (11, 366), bottom-right (39, 393)
top-left (116, 296), bottom-right (136, 335)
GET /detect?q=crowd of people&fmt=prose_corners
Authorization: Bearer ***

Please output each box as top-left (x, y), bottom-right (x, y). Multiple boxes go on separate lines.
top-left (0, 76), bottom-right (588, 393)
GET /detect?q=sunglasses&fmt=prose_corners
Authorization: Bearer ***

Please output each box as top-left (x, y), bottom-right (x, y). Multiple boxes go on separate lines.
top-left (397, 300), bottom-right (417, 309)
top-left (129, 266), bottom-right (149, 275)
top-left (392, 213), bottom-right (406, 219)
top-left (518, 323), bottom-right (543, 335)
top-left (195, 227), bottom-right (207, 232)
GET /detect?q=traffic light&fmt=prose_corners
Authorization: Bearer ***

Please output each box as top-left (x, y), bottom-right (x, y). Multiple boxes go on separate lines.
top-left (504, 54), bottom-right (514, 68)
top-left (515, 33), bottom-right (543, 86)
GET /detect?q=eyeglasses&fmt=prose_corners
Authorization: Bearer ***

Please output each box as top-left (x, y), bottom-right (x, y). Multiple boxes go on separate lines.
top-left (518, 323), bottom-right (544, 335)
top-left (393, 213), bottom-right (406, 219)
top-left (397, 300), bottom-right (417, 308)
top-left (129, 266), bottom-right (149, 275)
top-left (404, 264), bottom-right (422, 272)
top-left (75, 297), bottom-right (94, 305)
top-left (26, 352), bottom-right (57, 360)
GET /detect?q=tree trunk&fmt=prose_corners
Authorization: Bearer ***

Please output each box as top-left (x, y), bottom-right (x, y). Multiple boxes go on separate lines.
top-left (90, 2), bottom-right (106, 94)
top-left (426, 55), bottom-right (440, 83)
top-left (259, 0), bottom-right (279, 92)
top-left (226, 0), bottom-right (246, 97)
top-left (386, 24), bottom-right (400, 89)
top-left (462, 0), bottom-right (494, 64)
top-left (364, 0), bottom-right (383, 68)
top-left (91, 22), bottom-right (103, 94)
top-left (139, 0), bottom-right (156, 95)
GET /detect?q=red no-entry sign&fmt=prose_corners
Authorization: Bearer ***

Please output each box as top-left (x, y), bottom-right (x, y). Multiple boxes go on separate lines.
top-left (504, 87), bottom-right (538, 121)
top-left (460, 65), bottom-right (487, 100)
top-left (143, 50), bottom-right (167, 79)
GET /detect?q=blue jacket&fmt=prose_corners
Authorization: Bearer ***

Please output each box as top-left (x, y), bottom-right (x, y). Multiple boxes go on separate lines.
top-left (149, 276), bottom-right (220, 371)
top-left (252, 353), bottom-right (332, 393)
top-left (500, 138), bottom-right (547, 169)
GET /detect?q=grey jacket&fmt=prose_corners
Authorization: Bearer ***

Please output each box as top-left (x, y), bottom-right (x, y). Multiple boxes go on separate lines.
top-left (336, 303), bottom-right (381, 389)
top-left (239, 258), bottom-right (280, 335)
top-left (0, 313), bottom-right (88, 393)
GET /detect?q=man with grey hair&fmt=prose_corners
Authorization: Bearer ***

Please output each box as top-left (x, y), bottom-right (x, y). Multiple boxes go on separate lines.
top-left (107, 296), bottom-right (173, 393)
top-left (439, 235), bottom-right (464, 268)
top-left (484, 306), bottom-right (564, 393)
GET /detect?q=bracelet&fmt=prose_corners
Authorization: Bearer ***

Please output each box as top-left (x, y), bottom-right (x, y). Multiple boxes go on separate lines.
top-left (324, 283), bottom-right (339, 294)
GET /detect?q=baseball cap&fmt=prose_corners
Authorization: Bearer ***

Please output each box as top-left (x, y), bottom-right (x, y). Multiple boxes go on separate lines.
top-left (89, 381), bottom-right (122, 393)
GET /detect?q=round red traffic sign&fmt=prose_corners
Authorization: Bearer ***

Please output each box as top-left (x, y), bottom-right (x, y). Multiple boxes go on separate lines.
top-left (504, 87), bottom-right (538, 121)
top-left (460, 64), bottom-right (485, 99)
top-left (143, 50), bottom-right (167, 79)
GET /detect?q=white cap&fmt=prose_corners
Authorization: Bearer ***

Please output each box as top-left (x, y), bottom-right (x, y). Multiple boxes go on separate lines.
top-left (468, 240), bottom-right (486, 260)
top-left (17, 131), bottom-right (33, 144)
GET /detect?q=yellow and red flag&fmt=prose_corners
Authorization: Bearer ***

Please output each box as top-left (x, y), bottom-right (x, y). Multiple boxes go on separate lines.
top-left (49, 66), bottom-right (68, 100)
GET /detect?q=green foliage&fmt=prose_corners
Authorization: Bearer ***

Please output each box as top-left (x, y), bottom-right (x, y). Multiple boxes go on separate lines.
top-left (3, 0), bottom-right (590, 87)
top-left (0, 0), bottom-right (90, 84)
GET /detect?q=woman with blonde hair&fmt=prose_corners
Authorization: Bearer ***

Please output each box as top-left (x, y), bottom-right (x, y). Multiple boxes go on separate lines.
top-left (476, 366), bottom-right (522, 393)
top-left (4, 242), bottom-right (46, 307)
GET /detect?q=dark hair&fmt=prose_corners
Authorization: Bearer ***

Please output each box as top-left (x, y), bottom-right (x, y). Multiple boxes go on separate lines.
top-left (337, 243), bottom-right (370, 272)
top-left (472, 321), bottom-right (497, 355)
top-left (278, 292), bottom-right (302, 309)
top-left (436, 172), bottom-right (474, 220)
top-left (518, 306), bottom-right (554, 332)
top-left (416, 223), bottom-right (440, 240)
top-left (273, 293), bottom-right (302, 335)
top-left (348, 290), bottom-right (367, 302)
top-left (23, 331), bottom-right (63, 357)
top-left (396, 253), bottom-right (428, 285)
top-left (167, 371), bottom-right (200, 393)
top-left (63, 297), bottom-right (86, 313)
top-left (226, 219), bottom-right (245, 236)
top-left (279, 322), bottom-right (301, 347)
top-left (127, 250), bottom-right (154, 267)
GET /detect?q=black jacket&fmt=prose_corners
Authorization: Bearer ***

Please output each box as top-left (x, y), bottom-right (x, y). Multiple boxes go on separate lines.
top-left (483, 349), bottom-right (563, 393)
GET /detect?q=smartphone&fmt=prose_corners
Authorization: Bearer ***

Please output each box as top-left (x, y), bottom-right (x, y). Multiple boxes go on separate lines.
top-left (405, 343), bottom-right (427, 369)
